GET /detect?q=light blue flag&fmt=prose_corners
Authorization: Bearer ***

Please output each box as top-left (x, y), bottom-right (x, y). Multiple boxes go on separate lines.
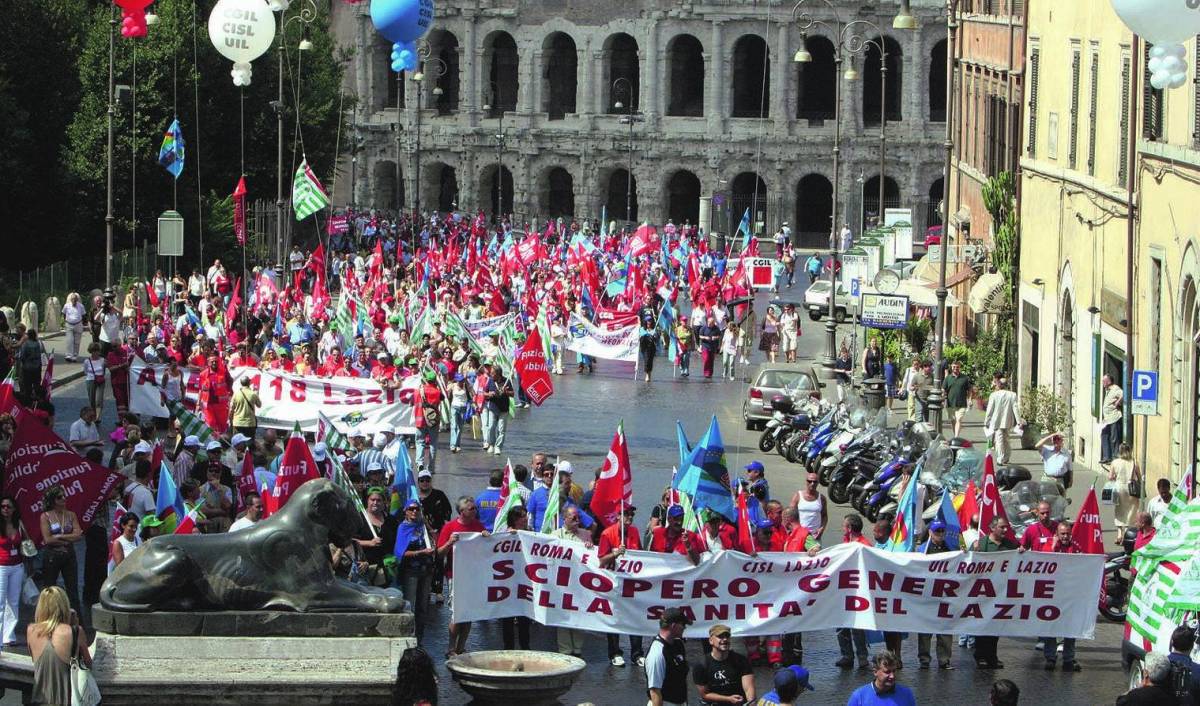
top-left (388, 444), bottom-right (419, 515)
top-left (883, 471), bottom-right (922, 552)
top-left (158, 118), bottom-right (185, 179)
top-left (921, 488), bottom-right (963, 552)
top-left (676, 421), bottom-right (691, 472)
top-left (673, 416), bottom-right (735, 521)
top-left (737, 208), bottom-right (752, 250)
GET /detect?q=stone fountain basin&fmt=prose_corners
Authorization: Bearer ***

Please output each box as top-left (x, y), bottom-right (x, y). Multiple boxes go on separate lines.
top-left (446, 650), bottom-right (586, 705)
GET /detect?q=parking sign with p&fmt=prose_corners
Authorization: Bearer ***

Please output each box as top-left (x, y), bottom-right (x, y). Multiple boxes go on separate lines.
top-left (1130, 370), bottom-right (1158, 416)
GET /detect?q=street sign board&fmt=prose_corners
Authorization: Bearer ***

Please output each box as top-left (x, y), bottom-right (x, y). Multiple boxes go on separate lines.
top-left (1131, 370), bottom-right (1159, 415)
top-left (860, 293), bottom-right (910, 329)
top-left (851, 278), bottom-right (861, 297)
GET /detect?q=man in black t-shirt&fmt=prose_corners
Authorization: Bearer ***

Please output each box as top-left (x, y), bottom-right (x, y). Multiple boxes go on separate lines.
top-left (693, 623), bottom-right (755, 705)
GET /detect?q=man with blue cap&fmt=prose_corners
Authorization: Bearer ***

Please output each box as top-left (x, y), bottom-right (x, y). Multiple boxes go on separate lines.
top-left (757, 664), bottom-right (815, 705)
top-left (916, 520), bottom-right (955, 670)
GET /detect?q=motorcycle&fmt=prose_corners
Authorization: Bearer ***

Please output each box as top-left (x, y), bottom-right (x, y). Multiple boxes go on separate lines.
top-left (1100, 528), bottom-right (1136, 622)
top-left (1000, 479), bottom-right (1071, 538)
top-left (758, 395), bottom-right (813, 454)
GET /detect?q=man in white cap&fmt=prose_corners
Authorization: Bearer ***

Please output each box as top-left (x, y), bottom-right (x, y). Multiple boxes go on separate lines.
top-left (354, 430), bottom-right (389, 483)
top-left (122, 440), bottom-right (155, 483)
top-left (173, 435), bottom-right (201, 488)
top-left (311, 442), bottom-right (333, 480)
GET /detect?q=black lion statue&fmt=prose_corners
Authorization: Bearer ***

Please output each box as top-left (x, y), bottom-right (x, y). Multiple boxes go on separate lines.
top-left (100, 479), bottom-right (406, 613)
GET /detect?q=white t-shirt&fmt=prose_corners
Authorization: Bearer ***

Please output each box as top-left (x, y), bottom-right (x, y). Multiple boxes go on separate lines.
top-left (290, 250), bottom-right (305, 272)
top-left (1041, 446), bottom-right (1072, 478)
top-left (68, 419), bottom-right (100, 447)
top-left (83, 357), bottom-right (107, 382)
top-left (62, 302), bottom-right (85, 326)
top-left (126, 482), bottom-right (156, 519)
top-left (229, 516), bottom-right (258, 533)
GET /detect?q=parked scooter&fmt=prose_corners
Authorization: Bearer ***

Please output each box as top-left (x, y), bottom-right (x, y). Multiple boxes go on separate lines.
top-left (1100, 528), bottom-right (1136, 622)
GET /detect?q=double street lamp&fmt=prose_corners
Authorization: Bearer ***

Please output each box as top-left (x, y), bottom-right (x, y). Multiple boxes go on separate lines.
top-left (612, 77), bottom-right (644, 228)
top-left (791, 0), bottom-right (914, 379)
top-left (411, 42), bottom-right (446, 227)
top-left (483, 82), bottom-right (508, 223)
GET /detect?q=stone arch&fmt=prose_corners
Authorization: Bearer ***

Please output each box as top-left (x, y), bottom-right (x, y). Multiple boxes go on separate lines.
top-left (480, 163), bottom-right (514, 218)
top-left (373, 160), bottom-right (402, 211)
top-left (795, 174), bottom-right (833, 248)
top-left (863, 36), bottom-right (903, 123)
top-left (730, 171), bottom-right (768, 234)
top-left (425, 162), bottom-right (459, 213)
top-left (862, 175), bottom-right (902, 230)
top-left (604, 33), bottom-right (640, 114)
top-left (666, 170), bottom-right (702, 226)
top-left (425, 29), bottom-right (460, 115)
top-left (929, 39), bottom-right (947, 122)
top-left (483, 31), bottom-right (519, 116)
top-left (1055, 275), bottom-right (1077, 439)
top-left (541, 166), bottom-right (576, 219)
top-left (666, 34), bottom-right (705, 117)
top-left (732, 34), bottom-right (770, 118)
top-left (797, 35), bottom-right (836, 121)
top-left (605, 168), bottom-right (638, 224)
top-left (927, 177), bottom-right (945, 227)
top-left (542, 32), bottom-right (578, 119)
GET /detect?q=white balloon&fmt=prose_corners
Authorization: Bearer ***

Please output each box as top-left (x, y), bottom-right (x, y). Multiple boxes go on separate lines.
top-left (1151, 69), bottom-right (1172, 90)
top-left (1162, 55), bottom-right (1186, 73)
top-left (1148, 55), bottom-right (1164, 72)
top-left (1170, 70), bottom-right (1189, 89)
top-left (1111, 0), bottom-right (1200, 45)
top-left (1167, 43), bottom-right (1188, 58)
top-left (1150, 44), bottom-right (1168, 59)
top-left (208, 0), bottom-right (276, 65)
top-left (266, 0), bottom-right (290, 10)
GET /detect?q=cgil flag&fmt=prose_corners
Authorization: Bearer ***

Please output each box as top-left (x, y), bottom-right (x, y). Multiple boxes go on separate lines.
top-left (158, 118), bottom-right (185, 179)
top-left (492, 459), bottom-right (523, 533)
top-left (1071, 487), bottom-right (1105, 555)
top-left (591, 421), bottom-right (633, 526)
top-left (292, 158), bottom-right (330, 221)
top-left (539, 459), bottom-right (562, 534)
top-left (165, 399), bottom-right (215, 443)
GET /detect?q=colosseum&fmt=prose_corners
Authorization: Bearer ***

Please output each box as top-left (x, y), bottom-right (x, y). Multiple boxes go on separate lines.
top-left (331, 0), bottom-right (950, 247)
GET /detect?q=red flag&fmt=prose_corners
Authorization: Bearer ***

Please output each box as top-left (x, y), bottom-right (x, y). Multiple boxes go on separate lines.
top-left (237, 449), bottom-right (258, 511)
top-left (225, 277), bottom-right (242, 326)
top-left (0, 370), bottom-right (19, 418)
top-left (979, 453), bottom-right (1016, 542)
top-left (957, 478), bottom-right (979, 531)
top-left (591, 421), bottom-right (632, 525)
top-left (261, 479), bottom-right (278, 519)
top-left (513, 327), bottom-right (554, 406)
top-left (233, 176), bottom-right (248, 246)
top-left (1071, 487), bottom-right (1104, 555)
top-left (145, 283), bottom-right (159, 310)
top-left (174, 505), bottom-right (202, 535)
top-left (3, 411), bottom-right (123, 545)
top-left (735, 489), bottom-right (757, 554)
top-left (270, 424), bottom-right (320, 510)
top-left (307, 243), bottom-right (327, 285)
top-left (40, 358), bottom-right (53, 402)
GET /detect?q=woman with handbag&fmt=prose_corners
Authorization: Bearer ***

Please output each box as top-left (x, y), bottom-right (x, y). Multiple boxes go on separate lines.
top-left (37, 487), bottom-right (83, 617)
top-left (0, 496), bottom-right (28, 646)
top-left (27, 586), bottom-right (96, 706)
top-left (1108, 443), bottom-right (1142, 539)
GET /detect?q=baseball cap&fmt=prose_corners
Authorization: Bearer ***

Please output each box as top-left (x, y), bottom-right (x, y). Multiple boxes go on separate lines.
top-left (754, 517), bottom-right (774, 530)
top-left (667, 505), bottom-right (685, 518)
top-left (366, 461), bottom-right (385, 473)
top-left (929, 520), bottom-right (947, 532)
top-left (744, 461), bottom-right (765, 474)
top-left (708, 624), bottom-right (732, 638)
top-left (140, 515), bottom-right (164, 529)
top-left (557, 461), bottom-right (574, 475)
top-left (417, 468), bottom-right (433, 479)
top-left (183, 435), bottom-right (201, 447)
top-left (621, 504), bottom-right (637, 514)
top-left (133, 441), bottom-right (153, 455)
top-left (205, 440), bottom-right (223, 452)
top-left (774, 664), bottom-right (815, 692)
top-left (230, 433), bottom-right (251, 447)
top-left (404, 499), bottom-right (421, 510)
top-left (659, 607), bottom-right (692, 627)
top-left (312, 442), bottom-right (328, 462)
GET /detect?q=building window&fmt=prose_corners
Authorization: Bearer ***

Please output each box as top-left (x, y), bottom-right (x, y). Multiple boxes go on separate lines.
top-left (1150, 255), bottom-right (1163, 370)
top-left (1028, 44), bottom-right (1040, 157)
top-left (1143, 42), bottom-right (1165, 140)
top-left (1193, 36), bottom-right (1200, 148)
top-left (1119, 49), bottom-right (1131, 186)
top-left (1087, 45), bottom-right (1099, 176)
top-left (985, 95), bottom-right (1008, 176)
top-left (1069, 42), bottom-right (1081, 170)
top-left (1022, 301), bottom-right (1041, 387)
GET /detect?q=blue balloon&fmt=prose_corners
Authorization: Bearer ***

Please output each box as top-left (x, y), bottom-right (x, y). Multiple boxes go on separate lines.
top-left (370, 0), bottom-right (435, 45)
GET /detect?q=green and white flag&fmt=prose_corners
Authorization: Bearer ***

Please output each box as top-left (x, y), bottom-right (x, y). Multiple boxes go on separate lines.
top-left (1127, 494), bottom-right (1200, 645)
top-left (409, 304), bottom-right (434, 341)
top-left (166, 399), bottom-right (215, 443)
top-left (292, 158), bottom-right (330, 221)
top-left (534, 308), bottom-right (554, 363)
top-left (331, 452), bottom-right (376, 539)
top-left (539, 459), bottom-right (563, 533)
top-left (318, 411), bottom-right (353, 452)
top-left (492, 459), bottom-right (523, 533)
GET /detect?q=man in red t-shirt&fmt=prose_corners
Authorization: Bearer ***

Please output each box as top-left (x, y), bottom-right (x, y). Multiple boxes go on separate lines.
top-left (598, 505), bottom-right (645, 667)
top-left (697, 511), bottom-right (738, 553)
top-left (437, 496), bottom-right (488, 656)
top-left (1018, 501), bottom-right (1057, 552)
top-left (1036, 521), bottom-right (1082, 672)
top-left (649, 505), bottom-right (703, 565)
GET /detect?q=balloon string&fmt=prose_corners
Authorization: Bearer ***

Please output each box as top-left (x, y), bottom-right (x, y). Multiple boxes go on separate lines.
top-left (131, 42), bottom-right (137, 251)
top-left (192, 0), bottom-right (204, 268)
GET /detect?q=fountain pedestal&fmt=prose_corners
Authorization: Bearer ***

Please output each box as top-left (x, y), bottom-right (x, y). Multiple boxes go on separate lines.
top-left (90, 606), bottom-right (416, 706)
top-left (446, 650), bottom-right (587, 705)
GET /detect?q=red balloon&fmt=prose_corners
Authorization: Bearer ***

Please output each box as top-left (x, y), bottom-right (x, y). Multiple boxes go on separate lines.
top-left (113, 1), bottom-right (151, 39)
top-left (113, 0), bottom-right (154, 10)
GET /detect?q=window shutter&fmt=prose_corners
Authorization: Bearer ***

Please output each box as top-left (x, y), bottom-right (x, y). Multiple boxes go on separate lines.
top-left (1028, 47), bottom-right (1040, 157)
top-left (1069, 46), bottom-right (1081, 169)
top-left (1088, 50), bottom-right (1099, 176)
top-left (1119, 52), bottom-right (1131, 186)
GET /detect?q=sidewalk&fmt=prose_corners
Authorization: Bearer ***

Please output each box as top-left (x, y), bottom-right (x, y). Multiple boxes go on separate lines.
top-left (39, 331), bottom-right (87, 390)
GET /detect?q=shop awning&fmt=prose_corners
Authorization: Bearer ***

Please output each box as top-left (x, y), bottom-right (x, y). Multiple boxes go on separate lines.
top-left (895, 279), bottom-right (960, 308)
top-left (968, 272), bottom-right (1007, 313)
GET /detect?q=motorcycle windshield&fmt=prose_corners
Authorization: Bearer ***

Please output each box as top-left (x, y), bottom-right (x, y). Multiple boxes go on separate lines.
top-left (916, 441), bottom-right (953, 486)
top-left (1001, 479), bottom-right (1069, 534)
top-left (936, 447), bottom-right (985, 492)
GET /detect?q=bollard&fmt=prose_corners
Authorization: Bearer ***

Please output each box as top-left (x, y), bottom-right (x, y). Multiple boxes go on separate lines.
top-left (861, 376), bottom-right (887, 411)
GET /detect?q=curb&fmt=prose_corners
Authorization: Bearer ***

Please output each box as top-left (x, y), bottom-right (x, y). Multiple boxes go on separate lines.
top-left (52, 371), bottom-right (84, 390)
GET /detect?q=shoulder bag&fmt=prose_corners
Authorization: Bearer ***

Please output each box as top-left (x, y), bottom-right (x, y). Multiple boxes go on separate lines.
top-left (18, 522), bottom-right (37, 559)
top-left (70, 625), bottom-right (102, 706)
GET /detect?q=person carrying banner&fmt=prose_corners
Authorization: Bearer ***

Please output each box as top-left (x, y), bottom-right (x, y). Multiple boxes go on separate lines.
top-left (551, 506), bottom-right (592, 657)
top-left (599, 504), bottom-right (645, 667)
top-left (437, 496), bottom-right (488, 658)
top-left (645, 607), bottom-right (692, 706)
top-left (836, 514), bottom-right (873, 669)
top-left (1033, 521), bottom-right (1082, 673)
top-left (970, 516), bottom-right (1017, 669)
top-left (916, 521), bottom-right (955, 670)
top-left (649, 505), bottom-right (702, 565)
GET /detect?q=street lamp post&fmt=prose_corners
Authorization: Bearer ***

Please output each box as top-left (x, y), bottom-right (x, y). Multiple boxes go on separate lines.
top-left (792, 0), bottom-right (913, 377)
top-left (412, 43), bottom-right (447, 225)
top-left (105, 5), bottom-right (116, 287)
top-left (929, 0), bottom-right (962, 435)
top-left (612, 77), bottom-right (644, 228)
top-left (483, 84), bottom-right (508, 223)
top-left (275, 1), bottom-right (317, 267)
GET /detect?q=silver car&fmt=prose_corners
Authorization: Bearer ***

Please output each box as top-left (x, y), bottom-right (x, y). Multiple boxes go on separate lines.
top-left (742, 364), bottom-right (822, 430)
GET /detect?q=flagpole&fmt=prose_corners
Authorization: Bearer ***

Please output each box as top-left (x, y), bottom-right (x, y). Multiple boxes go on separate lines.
top-left (620, 497), bottom-right (626, 550)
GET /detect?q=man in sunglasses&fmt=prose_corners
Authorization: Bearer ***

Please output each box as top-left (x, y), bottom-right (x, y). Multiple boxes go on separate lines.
top-left (693, 624), bottom-right (755, 706)
top-left (1018, 500), bottom-right (1057, 553)
top-left (416, 468), bottom-right (452, 602)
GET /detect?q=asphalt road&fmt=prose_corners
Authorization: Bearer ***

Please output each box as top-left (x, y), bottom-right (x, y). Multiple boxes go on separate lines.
top-left (38, 286), bottom-right (1132, 705)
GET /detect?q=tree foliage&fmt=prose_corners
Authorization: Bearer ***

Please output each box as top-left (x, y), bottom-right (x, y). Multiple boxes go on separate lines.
top-left (2, 0), bottom-right (346, 273)
top-left (982, 171), bottom-right (1019, 373)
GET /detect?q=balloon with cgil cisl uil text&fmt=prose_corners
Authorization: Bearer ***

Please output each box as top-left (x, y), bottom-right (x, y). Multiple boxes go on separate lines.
top-left (208, 0), bottom-right (277, 86)
top-left (1111, 0), bottom-right (1200, 89)
top-left (370, 0), bottom-right (434, 73)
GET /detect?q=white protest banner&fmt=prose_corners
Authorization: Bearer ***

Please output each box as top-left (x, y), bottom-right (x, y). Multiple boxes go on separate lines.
top-left (564, 312), bottom-right (639, 362)
top-left (452, 533), bottom-right (1103, 639)
top-left (464, 313), bottom-right (516, 339)
top-left (129, 358), bottom-right (419, 433)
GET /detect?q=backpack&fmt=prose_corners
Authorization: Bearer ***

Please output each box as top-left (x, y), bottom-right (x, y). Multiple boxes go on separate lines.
top-left (1170, 658), bottom-right (1196, 705)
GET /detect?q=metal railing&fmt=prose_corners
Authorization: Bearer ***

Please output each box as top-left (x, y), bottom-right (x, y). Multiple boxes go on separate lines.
top-left (0, 245), bottom-right (157, 324)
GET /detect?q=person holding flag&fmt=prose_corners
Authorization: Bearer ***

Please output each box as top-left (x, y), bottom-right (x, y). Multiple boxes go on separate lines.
top-left (970, 515), bottom-right (1018, 669)
top-left (393, 499), bottom-right (434, 642)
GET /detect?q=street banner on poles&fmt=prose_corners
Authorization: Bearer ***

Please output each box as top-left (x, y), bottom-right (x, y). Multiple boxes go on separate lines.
top-left (452, 533), bottom-right (1103, 639)
top-left (564, 312), bottom-right (639, 362)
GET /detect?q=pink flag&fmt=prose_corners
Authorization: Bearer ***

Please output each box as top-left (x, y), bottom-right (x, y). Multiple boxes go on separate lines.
top-left (233, 177), bottom-right (248, 246)
top-left (40, 358), bottom-right (53, 402)
top-left (272, 424), bottom-right (320, 511)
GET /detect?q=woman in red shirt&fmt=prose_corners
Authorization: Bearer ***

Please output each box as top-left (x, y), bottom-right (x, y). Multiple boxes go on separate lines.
top-left (106, 337), bottom-right (132, 415)
top-left (197, 356), bottom-right (232, 435)
top-left (0, 496), bottom-right (26, 646)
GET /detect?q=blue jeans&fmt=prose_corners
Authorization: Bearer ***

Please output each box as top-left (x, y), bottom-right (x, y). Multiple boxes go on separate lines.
top-left (678, 350), bottom-right (690, 375)
top-left (415, 427), bottom-right (439, 473)
top-left (1042, 637), bottom-right (1075, 664)
top-left (483, 408), bottom-right (506, 450)
top-left (449, 407), bottom-right (466, 449)
top-left (1101, 421), bottom-right (1123, 462)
